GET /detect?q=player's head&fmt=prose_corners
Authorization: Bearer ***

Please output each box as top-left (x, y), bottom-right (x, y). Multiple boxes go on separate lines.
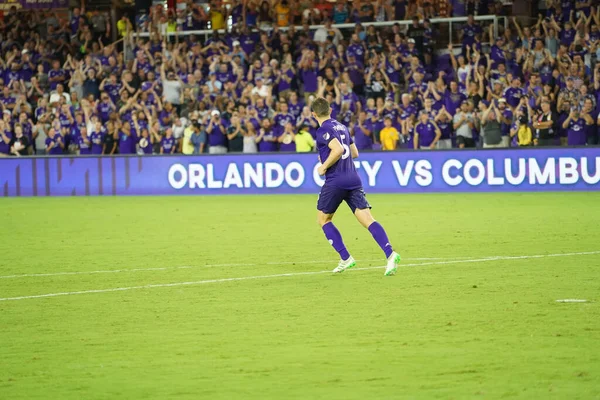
top-left (311, 97), bottom-right (331, 120)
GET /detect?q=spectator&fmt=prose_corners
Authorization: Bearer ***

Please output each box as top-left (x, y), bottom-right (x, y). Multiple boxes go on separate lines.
top-left (533, 100), bottom-right (559, 146)
top-left (295, 125), bottom-right (315, 152)
top-left (453, 100), bottom-right (476, 148)
top-left (0, 5), bottom-right (595, 159)
top-left (414, 111), bottom-right (441, 149)
top-left (206, 110), bottom-right (227, 154)
top-left (380, 116), bottom-right (399, 150)
top-left (227, 114), bottom-right (245, 152)
top-left (191, 121), bottom-right (208, 154)
top-left (45, 128), bottom-right (64, 155)
top-left (479, 101), bottom-right (504, 148)
top-left (353, 110), bottom-right (374, 150)
top-left (511, 115), bottom-right (533, 146)
top-left (160, 127), bottom-right (176, 154)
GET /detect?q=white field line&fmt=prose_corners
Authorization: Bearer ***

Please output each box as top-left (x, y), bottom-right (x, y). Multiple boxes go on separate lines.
top-left (556, 299), bottom-right (589, 303)
top-left (0, 257), bottom-right (473, 280)
top-left (0, 251), bottom-right (598, 302)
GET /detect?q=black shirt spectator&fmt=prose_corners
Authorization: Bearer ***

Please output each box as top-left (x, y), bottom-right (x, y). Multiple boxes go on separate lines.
top-left (407, 17), bottom-right (425, 56)
top-left (534, 101), bottom-right (559, 145)
top-left (103, 131), bottom-right (117, 154)
top-left (10, 127), bottom-right (29, 156)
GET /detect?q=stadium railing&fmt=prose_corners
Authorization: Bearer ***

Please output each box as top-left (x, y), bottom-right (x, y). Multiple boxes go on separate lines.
top-left (128, 15), bottom-right (507, 57)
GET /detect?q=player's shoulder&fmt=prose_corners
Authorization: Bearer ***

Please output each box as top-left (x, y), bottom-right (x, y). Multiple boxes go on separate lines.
top-left (316, 124), bottom-right (330, 142)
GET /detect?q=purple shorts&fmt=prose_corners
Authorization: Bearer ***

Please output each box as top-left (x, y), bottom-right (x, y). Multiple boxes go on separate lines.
top-left (317, 185), bottom-right (371, 214)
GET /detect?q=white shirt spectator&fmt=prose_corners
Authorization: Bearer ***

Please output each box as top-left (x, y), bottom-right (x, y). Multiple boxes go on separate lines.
top-left (163, 80), bottom-right (182, 105)
top-left (251, 81), bottom-right (271, 98)
top-left (172, 118), bottom-right (187, 140)
top-left (453, 111), bottom-right (475, 138)
top-left (49, 91), bottom-right (70, 105)
top-left (314, 25), bottom-right (342, 46)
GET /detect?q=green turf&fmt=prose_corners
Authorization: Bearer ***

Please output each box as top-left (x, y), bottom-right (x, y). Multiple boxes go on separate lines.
top-left (1, 193), bottom-right (599, 399)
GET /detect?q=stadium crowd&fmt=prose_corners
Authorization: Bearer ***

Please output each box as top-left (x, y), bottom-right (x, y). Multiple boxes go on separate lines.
top-left (0, 0), bottom-right (599, 157)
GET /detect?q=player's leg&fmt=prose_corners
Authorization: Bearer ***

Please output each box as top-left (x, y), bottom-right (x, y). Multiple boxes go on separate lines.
top-left (317, 186), bottom-right (355, 273)
top-left (348, 189), bottom-right (401, 276)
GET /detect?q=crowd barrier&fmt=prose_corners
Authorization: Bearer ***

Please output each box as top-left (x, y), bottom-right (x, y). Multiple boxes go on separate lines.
top-left (1, 148), bottom-right (599, 197)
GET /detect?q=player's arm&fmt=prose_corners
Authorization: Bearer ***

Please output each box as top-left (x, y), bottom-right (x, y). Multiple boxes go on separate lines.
top-left (350, 143), bottom-right (359, 159)
top-left (319, 138), bottom-right (344, 173)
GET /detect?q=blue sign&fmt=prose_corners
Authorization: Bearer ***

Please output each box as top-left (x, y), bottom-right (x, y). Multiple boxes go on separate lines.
top-left (1, 148), bottom-right (599, 197)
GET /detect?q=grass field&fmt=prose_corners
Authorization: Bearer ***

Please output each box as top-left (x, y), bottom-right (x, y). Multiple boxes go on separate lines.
top-left (1, 193), bottom-right (599, 399)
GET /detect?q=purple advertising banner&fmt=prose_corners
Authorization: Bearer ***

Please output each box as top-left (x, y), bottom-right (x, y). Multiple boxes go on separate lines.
top-left (21, 0), bottom-right (68, 9)
top-left (1, 148), bottom-right (599, 197)
top-left (0, 0), bottom-right (67, 10)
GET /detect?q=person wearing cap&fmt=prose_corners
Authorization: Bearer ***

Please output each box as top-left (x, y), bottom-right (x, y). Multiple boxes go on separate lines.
top-left (251, 76), bottom-right (271, 98)
top-left (453, 100), bottom-right (475, 148)
top-left (406, 17), bottom-right (424, 56)
top-left (206, 109), bottom-right (227, 154)
top-left (510, 114), bottom-right (533, 147)
top-left (230, 40), bottom-right (247, 63)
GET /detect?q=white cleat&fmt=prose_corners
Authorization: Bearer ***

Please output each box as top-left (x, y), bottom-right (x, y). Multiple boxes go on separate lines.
top-left (384, 252), bottom-right (401, 276)
top-left (332, 256), bottom-right (356, 273)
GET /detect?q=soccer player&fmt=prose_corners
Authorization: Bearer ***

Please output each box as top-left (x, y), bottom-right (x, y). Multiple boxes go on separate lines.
top-left (312, 97), bottom-right (401, 276)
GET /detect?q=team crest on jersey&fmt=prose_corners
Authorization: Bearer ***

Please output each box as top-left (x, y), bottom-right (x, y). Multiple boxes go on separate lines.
top-left (323, 133), bottom-right (330, 140)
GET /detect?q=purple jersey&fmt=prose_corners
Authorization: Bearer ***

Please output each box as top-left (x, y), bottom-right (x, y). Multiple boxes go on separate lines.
top-left (97, 101), bottom-right (113, 122)
top-left (118, 130), bottom-right (137, 154)
top-left (161, 136), bottom-right (176, 153)
top-left (462, 24), bottom-right (481, 45)
top-left (567, 118), bottom-right (586, 146)
top-left (352, 122), bottom-right (373, 150)
top-left (48, 69), bottom-right (66, 91)
top-left (278, 69), bottom-right (295, 93)
top-left (316, 119), bottom-right (361, 190)
top-left (103, 83), bottom-right (121, 101)
top-left (416, 121), bottom-right (436, 147)
top-left (78, 135), bottom-right (92, 154)
top-left (288, 101), bottom-right (303, 119)
top-left (504, 87), bottom-right (524, 108)
top-left (0, 130), bottom-right (12, 154)
top-left (258, 129), bottom-right (278, 152)
top-left (346, 43), bottom-right (365, 63)
top-left (45, 136), bottom-right (63, 155)
top-left (301, 67), bottom-right (318, 93)
top-left (90, 131), bottom-right (104, 154)
top-left (208, 122), bottom-right (227, 147)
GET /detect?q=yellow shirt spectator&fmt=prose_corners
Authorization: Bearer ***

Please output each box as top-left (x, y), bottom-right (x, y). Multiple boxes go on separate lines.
top-left (210, 9), bottom-right (225, 30)
top-left (167, 21), bottom-right (177, 34)
top-left (182, 126), bottom-right (195, 155)
top-left (117, 18), bottom-right (129, 38)
top-left (295, 129), bottom-right (315, 152)
top-left (380, 126), bottom-right (399, 150)
top-left (275, 3), bottom-right (291, 27)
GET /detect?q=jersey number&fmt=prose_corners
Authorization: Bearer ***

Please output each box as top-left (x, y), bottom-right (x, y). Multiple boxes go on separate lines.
top-left (340, 134), bottom-right (350, 160)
